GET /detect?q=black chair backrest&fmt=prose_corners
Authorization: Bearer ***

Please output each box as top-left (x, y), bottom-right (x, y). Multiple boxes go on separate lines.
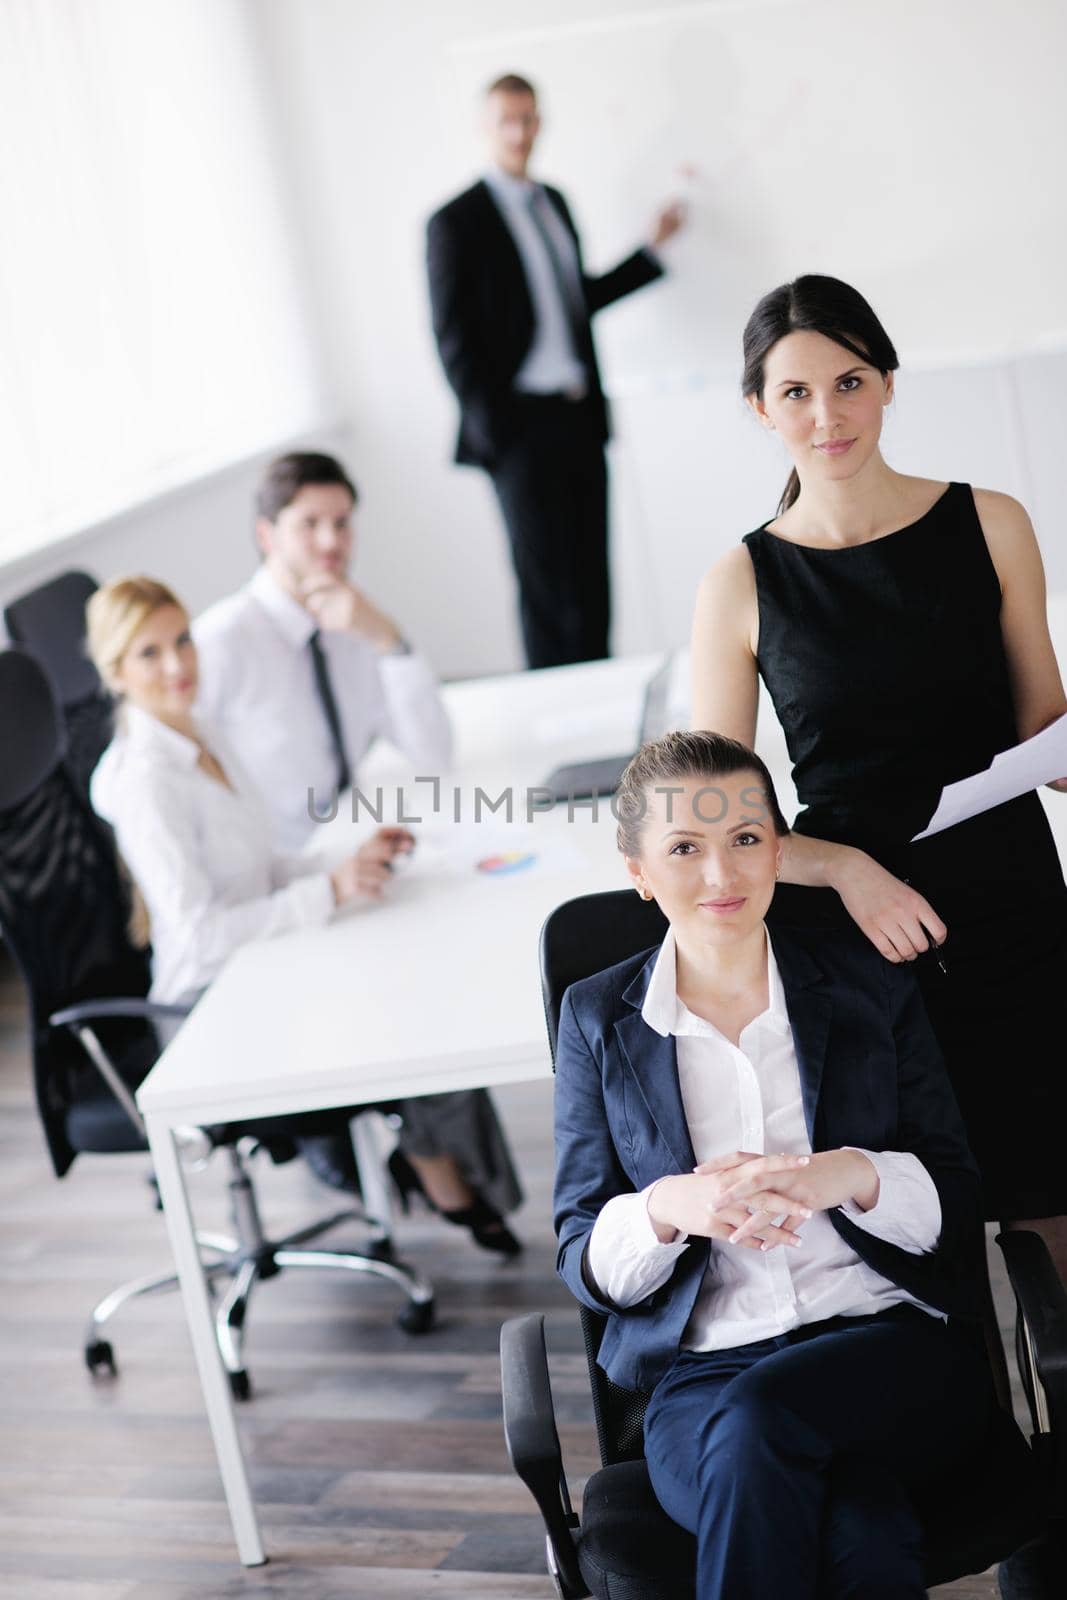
top-left (4, 570), bottom-right (100, 704)
top-left (540, 890), bottom-right (668, 1059)
top-left (0, 650), bottom-right (151, 1176)
top-left (4, 570), bottom-right (113, 794)
top-left (0, 646), bottom-right (66, 810)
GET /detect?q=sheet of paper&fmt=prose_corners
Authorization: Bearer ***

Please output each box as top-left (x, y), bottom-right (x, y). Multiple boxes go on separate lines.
top-left (911, 713), bottom-right (1067, 840)
top-left (391, 821), bottom-right (588, 881)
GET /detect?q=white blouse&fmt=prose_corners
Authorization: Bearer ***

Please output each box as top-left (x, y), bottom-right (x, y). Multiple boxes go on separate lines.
top-left (90, 703), bottom-right (334, 1007)
top-left (586, 930), bottom-right (943, 1350)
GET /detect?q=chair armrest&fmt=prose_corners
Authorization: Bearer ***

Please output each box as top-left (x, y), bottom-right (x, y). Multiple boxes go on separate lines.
top-left (46, 997), bottom-right (188, 1144)
top-left (996, 1228), bottom-right (1067, 1493)
top-left (49, 998), bottom-right (190, 1028)
top-left (500, 1314), bottom-right (588, 1600)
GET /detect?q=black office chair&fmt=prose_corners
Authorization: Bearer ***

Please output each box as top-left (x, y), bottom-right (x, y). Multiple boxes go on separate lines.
top-left (4, 569), bottom-right (114, 795)
top-left (0, 648), bottom-right (434, 1401)
top-left (500, 888), bottom-right (1066, 1598)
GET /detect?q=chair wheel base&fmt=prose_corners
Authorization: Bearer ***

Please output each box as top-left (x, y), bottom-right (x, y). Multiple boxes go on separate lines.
top-left (228, 1368), bottom-right (252, 1401)
top-left (397, 1299), bottom-right (435, 1334)
top-left (85, 1339), bottom-right (117, 1377)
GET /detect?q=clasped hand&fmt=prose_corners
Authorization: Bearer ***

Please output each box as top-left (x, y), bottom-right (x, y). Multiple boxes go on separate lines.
top-left (647, 1148), bottom-right (878, 1253)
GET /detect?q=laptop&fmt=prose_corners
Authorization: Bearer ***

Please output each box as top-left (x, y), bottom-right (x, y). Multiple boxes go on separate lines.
top-left (543, 656), bottom-right (674, 802)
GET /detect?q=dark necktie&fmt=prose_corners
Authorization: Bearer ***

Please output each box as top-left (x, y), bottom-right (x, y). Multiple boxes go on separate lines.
top-left (524, 189), bottom-right (588, 354)
top-left (307, 629), bottom-right (351, 795)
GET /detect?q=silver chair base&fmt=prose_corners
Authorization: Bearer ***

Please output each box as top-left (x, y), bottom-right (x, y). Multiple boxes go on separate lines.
top-left (84, 1143), bottom-right (436, 1394)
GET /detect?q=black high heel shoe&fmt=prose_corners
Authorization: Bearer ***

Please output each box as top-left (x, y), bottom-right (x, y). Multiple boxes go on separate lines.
top-left (440, 1194), bottom-right (523, 1257)
top-left (387, 1148), bottom-right (424, 1211)
top-left (387, 1154), bottom-right (522, 1256)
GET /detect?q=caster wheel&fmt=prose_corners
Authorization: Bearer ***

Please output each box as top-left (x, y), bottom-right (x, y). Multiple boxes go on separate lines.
top-left (228, 1368), bottom-right (252, 1401)
top-left (397, 1299), bottom-right (435, 1335)
top-left (85, 1339), bottom-right (117, 1377)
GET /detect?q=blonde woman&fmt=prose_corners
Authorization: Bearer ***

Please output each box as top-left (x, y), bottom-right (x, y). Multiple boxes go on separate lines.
top-left (87, 577), bottom-right (410, 1004)
top-left (87, 577), bottom-right (521, 1252)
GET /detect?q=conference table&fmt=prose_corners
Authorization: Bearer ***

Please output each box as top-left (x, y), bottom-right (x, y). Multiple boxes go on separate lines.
top-left (136, 652), bottom-right (674, 1566)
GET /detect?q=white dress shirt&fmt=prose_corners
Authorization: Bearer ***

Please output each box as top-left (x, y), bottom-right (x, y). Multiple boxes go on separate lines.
top-left (90, 703), bottom-right (335, 1008)
top-left (483, 166), bottom-right (589, 396)
top-left (586, 930), bottom-right (943, 1350)
top-left (193, 566), bottom-right (453, 850)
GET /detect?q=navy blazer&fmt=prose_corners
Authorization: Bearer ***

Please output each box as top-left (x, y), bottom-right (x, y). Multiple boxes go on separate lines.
top-left (426, 179), bottom-right (663, 467)
top-left (553, 923), bottom-right (984, 1391)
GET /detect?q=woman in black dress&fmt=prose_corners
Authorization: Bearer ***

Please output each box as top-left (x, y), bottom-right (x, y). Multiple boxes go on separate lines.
top-left (690, 274), bottom-right (1067, 1280)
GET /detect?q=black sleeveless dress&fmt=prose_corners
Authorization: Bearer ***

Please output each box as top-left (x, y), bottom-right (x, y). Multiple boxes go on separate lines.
top-left (744, 481), bottom-right (1067, 1220)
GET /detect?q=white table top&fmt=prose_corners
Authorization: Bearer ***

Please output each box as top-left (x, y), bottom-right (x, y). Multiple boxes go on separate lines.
top-left (137, 655), bottom-right (666, 1122)
top-left (136, 641), bottom-right (1067, 1126)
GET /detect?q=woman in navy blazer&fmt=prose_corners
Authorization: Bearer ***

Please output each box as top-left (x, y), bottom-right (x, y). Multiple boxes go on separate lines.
top-left (553, 731), bottom-right (995, 1600)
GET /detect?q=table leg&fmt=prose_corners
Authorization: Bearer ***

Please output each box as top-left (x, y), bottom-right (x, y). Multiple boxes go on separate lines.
top-left (146, 1114), bottom-right (266, 1566)
top-left (350, 1110), bottom-right (396, 1244)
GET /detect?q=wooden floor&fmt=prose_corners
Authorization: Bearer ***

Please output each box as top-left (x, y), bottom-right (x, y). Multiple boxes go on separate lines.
top-left (0, 946), bottom-right (1015, 1598)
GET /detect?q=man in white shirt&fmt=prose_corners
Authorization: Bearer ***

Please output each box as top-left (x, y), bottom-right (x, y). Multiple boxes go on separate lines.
top-left (195, 451), bottom-right (453, 852)
top-left (194, 460), bottom-right (521, 1227)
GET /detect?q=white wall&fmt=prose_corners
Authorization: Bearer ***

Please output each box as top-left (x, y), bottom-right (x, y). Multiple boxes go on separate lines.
top-left (0, 434), bottom-right (338, 633)
top-left (617, 349), bottom-right (1067, 648)
top-left (0, 0), bottom-right (341, 584)
top-left (4, 1), bottom-right (1067, 680)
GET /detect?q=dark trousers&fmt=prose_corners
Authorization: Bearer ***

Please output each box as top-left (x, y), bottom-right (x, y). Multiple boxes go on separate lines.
top-left (488, 395), bottom-right (609, 669)
top-left (643, 1305), bottom-right (994, 1600)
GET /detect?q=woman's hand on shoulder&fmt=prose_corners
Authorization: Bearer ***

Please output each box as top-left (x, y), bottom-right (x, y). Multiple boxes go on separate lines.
top-left (825, 845), bottom-right (946, 963)
top-left (647, 1152), bottom-right (813, 1251)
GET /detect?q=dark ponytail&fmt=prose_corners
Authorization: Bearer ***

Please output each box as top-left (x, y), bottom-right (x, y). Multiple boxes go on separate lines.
top-left (779, 467), bottom-right (800, 515)
top-left (741, 275), bottom-right (899, 515)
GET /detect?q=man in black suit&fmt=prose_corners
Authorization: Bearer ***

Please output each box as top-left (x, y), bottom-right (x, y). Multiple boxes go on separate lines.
top-left (426, 73), bottom-right (684, 668)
